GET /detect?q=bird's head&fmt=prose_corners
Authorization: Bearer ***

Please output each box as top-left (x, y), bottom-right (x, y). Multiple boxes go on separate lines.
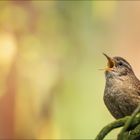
top-left (103, 53), bottom-right (134, 78)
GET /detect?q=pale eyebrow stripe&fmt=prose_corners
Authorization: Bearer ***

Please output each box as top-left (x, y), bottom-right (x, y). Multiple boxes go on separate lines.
top-left (120, 60), bottom-right (132, 69)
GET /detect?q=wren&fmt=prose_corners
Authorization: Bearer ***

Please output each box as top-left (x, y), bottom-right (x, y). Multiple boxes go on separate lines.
top-left (103, 54), bottom-right (140, 119)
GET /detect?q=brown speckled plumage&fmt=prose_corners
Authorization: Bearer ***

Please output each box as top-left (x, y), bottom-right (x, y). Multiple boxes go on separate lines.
top-left (104, 55), bottom-right (140, 119)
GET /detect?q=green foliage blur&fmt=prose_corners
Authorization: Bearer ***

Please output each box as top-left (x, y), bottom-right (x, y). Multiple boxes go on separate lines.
top-left (0, 1), bottom-right (139, 139)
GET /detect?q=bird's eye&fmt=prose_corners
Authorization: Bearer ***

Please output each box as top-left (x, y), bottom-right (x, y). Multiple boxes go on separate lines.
top-left (118, 62), bottom-right (123, 66)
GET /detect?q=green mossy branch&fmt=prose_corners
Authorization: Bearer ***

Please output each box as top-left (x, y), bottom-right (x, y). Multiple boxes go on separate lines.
top-left (95, 104), bottom-right (140, 140)
top-left (118, 104), bottom-right (140, 140)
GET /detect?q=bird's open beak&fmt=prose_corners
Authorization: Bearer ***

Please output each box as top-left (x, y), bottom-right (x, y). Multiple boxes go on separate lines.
top-left (103, 53), bottom-right (115, 71)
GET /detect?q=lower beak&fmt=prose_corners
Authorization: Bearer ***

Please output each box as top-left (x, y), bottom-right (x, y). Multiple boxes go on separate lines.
top-left (105, 67), bottom-right (114, 71)
top-left (103, 53), bottom-right (115, 71)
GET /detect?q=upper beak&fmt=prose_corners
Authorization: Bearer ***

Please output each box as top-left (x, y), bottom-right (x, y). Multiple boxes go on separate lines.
top-left (103, 53), bottom-right (115, 71)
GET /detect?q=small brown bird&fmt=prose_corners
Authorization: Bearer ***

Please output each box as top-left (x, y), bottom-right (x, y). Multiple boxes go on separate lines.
top-left (103, 53), bottom-right (140, 119)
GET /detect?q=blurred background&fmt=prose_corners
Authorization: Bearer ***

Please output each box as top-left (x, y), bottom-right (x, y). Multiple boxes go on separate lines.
top-left (0, 1), bottom-right (140, 139)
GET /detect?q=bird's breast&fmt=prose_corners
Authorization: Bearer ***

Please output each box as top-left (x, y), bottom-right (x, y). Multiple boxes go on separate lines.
top-left (103, 81), bottom-right (140, 119)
